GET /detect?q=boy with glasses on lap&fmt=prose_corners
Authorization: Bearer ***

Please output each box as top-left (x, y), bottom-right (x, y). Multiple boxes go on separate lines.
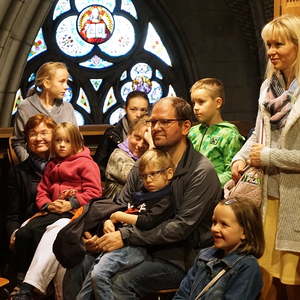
top-left (77, 149), bottom-right (175, 300)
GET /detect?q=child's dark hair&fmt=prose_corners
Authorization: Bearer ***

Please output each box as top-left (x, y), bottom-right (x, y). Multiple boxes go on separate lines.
top-left (220, 198), bottom-right (265, 258)
top-left (52, 122), bottom-right (84, 156)
top-left (125, 91), bottom-right (149, 107)
top-left (139, 149), bottom-right (174, 174)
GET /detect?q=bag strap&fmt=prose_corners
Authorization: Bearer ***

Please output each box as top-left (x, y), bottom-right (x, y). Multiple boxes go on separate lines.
top-left (194, 255), bottom-right (245, 300)
top-left (194, 268), bottom-right (226, 300)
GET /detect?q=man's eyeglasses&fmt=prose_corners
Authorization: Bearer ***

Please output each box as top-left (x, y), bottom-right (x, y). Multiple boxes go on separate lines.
top-left (139, 168), bottom-right (167, 181)
top-left (146, 119), bottom-right (184, 128)
top-left (28, 131), bottom-right (52, 139)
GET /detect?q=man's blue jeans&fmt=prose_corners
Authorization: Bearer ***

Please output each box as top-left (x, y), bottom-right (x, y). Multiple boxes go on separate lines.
top-left (111, 256), bottom-right (185, 299)
top-left (76, 246), bottom-right (147, 300)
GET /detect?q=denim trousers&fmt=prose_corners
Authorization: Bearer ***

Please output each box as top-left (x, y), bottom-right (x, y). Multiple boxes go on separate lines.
top-left (111, 256), bottom-right (185, 299)
top-left (76, 246), bottom-right (147, 300)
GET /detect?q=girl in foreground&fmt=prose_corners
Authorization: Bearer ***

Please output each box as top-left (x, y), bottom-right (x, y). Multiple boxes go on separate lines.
top-left (173, 198), bottom-right (265, 300)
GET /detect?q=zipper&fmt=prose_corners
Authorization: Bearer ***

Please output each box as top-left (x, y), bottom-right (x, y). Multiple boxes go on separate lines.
top-left (199, 126), bottom-right (208, 150)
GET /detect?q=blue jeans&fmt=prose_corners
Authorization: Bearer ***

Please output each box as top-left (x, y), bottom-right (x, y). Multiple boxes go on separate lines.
top-left (111, 256), bottom-right (185, 299)
top-left (76, 246), bottom-right (147, 300)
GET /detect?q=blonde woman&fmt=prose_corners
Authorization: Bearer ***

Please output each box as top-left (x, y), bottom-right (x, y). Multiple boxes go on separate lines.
top-left (12, 62), bottom-right (77, 162)
top-left (231, 15), bottom-right (300, 299)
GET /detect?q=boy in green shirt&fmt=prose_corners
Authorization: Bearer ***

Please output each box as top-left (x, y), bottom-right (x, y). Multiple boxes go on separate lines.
top-left (188, 78), bottom-right (244, 186)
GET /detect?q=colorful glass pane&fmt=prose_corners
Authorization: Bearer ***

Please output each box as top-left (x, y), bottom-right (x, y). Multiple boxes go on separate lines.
top-left (74, 110), bottom-right (85, 125)
top-left (132, 76), bottom-right (152, 94)
top-left (130, 63), bottom-right (152, 80)
top-left (120, 82), bottom-right (133, 101)
top-left (12, 89), bottom-right (24, 115)
top-left (103, 87), bottom-right (117, 113)
top-left (120, 71), bottom-right (127, 81)
top-left (144, 23), bottom-right (172, 66)
top-left (63, 87), bottom-right (73, 103)
top-left (148, 81), bottom-right (163, 103)
top-left (53, 0), bottom-right (71, 20)
top-left (77, 5), bottom-right (114, 44)
top-left (79, 55), bottom-right (113, 69)
top-left (100, 16), bottom-right (135, 57)
top-left (75, 0), bottom-right (116, 13)
top-left (155, 69), bottom-right (163, 80)
top-left (167, 84), bottom-right (176, 97)
top-left (121, 0), bottom-right (137, 19)
top-left (76, 88), bottom-right (91, 113)
top-left (56, 16), bottom-right (93, 57)
top-left (28, 73), bottom-right (36, 82)
top-left (90, 79), bottom-right (103, 91)
top-left (27, 29), bottom-right (47, 61)
top-left (109, 107), bottom-right (126, 125)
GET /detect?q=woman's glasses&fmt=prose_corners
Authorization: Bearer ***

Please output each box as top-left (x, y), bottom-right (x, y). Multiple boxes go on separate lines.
top-left (28, 130), bottom-right (52, 139)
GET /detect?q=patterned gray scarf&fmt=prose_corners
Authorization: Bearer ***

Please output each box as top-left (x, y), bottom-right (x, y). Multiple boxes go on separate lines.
top-left (264, 73), bottom-right (298, 129)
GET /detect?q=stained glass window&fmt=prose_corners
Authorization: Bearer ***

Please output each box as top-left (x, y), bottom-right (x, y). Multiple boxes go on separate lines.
top-left (12, 89), bottom-right (23, 115)
top-left (14, 0), bottom-right (188, 125)
top-left (103, 87), bottom-right (117, 113)
top-left (27, 29), bottom-right (47, 61)
top-left (53, 0), bottom-right (71, 20)
top-left (90, 79), bottom-right (103, 91)
top-left (144, 23), bottom-right (172, 66)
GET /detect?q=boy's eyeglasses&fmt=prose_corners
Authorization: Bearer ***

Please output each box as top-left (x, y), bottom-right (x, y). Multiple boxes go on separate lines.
top-left (28, 131), bottom-right (52, 139)
top-left (146, 119), bottom-right (184, 128)
top-left (139, 168), bottom-right (167, 181)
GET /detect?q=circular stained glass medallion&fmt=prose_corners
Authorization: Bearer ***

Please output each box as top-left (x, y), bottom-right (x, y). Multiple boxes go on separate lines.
top-left (132, 76), bottom-right (152, 93)
top-left (77, 5), bottom-right (114, 44)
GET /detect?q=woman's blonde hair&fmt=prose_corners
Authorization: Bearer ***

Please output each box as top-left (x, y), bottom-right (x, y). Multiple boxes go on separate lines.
top-left (139, 149), bottom-right (174, 174)
top-left (27, 62), bottom-right (68, 96)
top-left (52, 122), bottom-right (84, 156)
top-left (219, 198), bottom-right (265, 258)
top-left (262, 14), bottom-right (300, 84)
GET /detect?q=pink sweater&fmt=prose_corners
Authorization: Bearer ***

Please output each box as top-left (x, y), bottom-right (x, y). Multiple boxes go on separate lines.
top-left (36, 147), bottom-right (102, 209)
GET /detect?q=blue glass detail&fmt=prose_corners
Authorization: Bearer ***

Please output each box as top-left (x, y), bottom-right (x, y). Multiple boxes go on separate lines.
top-left (121, 0), bottom-right (137, 19)
top-left (120, 71), bottom-right (127, 81)
top-left (74, 110), bottom-right (85, 125)
top-left (56, 16), bottom-right (94, 57)
top-left (148, 81), bottom-right (163, 103)
top-left (100, 16), bottom-right (135, 57)
top-left (28, 73), bottom-right (36, 82)
top-left (155, 70), bottom-right (163, 79)
top-left (27, 29), bottom-right (47, 61)
top-left (75, 0), bottom-right (116, 13)
top-left (90, 79), bottom-right (103, 91)
top-left (144, 23), bottom-right (172, 66)
top-left (53, 0), bottom-right (71, 20)
top-left (63, 87), bottom-right (73, 103)
top-left (109, 107), bottom-right (126, 125)
top-left (79, 55), bottom-right (113, 69)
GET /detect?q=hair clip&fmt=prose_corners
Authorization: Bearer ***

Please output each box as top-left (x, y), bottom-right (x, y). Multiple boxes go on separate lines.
top-left (224, 198), bottom-right (238, 205)
top-left (35, 85), bottom-right (43, 93)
